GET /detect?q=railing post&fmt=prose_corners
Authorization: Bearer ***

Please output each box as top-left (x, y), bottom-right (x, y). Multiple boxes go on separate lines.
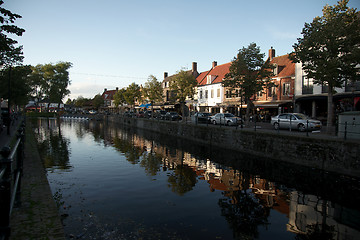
top-left (277, 119), bottom-right (280, 134)
top-left (15, 127), bottom-right (25, 208)
top-left (0, 147), bottom-right (12, 239)
top-left (254, 117), bottom-right (257, 132)
top-left (289, 117), bottom-right (292, 132)
top-left (344, 121), bottom-right (347, 140)
top-left (306, 120), bottom-right (309, 137)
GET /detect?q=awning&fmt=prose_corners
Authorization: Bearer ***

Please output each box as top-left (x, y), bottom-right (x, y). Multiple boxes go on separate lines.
top-left (255, 101), bottom-right (292, 108)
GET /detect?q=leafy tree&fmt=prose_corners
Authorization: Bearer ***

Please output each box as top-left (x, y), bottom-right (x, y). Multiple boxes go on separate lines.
top-left (113, 88), bottom-right (126, 107)
top-left (46, 62), bottom-right (72, 109)
top-left (291, 0), bottom-right (360, 132)
top-left (0, 0), bottom-right (25, 66)
top-left (123, 82), bottom-right (141, 108)
top-left (30, 62), bottom-right (72, 110)
top-left (28, 64), bottom-right (48, 102)
top-left (92, 94), bottom-right (104, 109)
top-left (169, 69), bottom-right (197, 117)
top-left (74, 96), bottom-right (90, 108)
top-left (222, 43), bottom-right (273, 126)
top-left (65, 98), bottom-right (73, 105)
top-left (0, 65), bottom-right (32, 106)
top-left (142, 75), bottom-right (163, 116)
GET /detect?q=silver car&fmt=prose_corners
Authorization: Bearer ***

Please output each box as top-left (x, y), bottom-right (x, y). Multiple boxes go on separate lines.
top-left (210, 113), bottom-right (241, 126)
top-left (271, 113), bottom-right (322, 132)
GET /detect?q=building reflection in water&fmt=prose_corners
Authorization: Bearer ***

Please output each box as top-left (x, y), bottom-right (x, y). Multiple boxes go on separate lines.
top-left (34, 118), bottom-right (360, 239)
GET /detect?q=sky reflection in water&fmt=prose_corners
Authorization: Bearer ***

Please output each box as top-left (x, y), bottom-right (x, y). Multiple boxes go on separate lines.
top-left (32, 118), bottom-right (360, 240)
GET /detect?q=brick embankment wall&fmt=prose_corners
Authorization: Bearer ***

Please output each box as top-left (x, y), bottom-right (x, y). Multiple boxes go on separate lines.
top-left (10, 122), bottom-right (65, 240)
top-left (107, 115), bottom-right (360, 178)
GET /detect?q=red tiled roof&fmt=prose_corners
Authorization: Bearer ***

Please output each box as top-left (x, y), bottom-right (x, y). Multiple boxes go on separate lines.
top-left (270, 54), bottom-right (295, 78)
top-left (196, 62), bottom-right (231, 86)
top-left (102, 90), bottom-right (117, 100)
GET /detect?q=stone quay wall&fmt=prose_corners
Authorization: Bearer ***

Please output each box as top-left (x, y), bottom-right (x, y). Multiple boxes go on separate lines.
top-left (104, 115), bottom-right (360, 178)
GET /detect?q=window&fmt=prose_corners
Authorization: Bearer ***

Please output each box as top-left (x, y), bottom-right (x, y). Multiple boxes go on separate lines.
top-left (199, 90), bottom-right (203, 99)
top-left (211, 89), bottom-right (214, 98)
top-left (205, 90), bottom-right (208, 98)
top-left (302, 76), bottom-right (313, 94)
top-left (217, 89), bottom-right (220, 98)
top-left (283, 83), bottom-right (290, 96)
top-left (235, 90), bottom-right (239, 97)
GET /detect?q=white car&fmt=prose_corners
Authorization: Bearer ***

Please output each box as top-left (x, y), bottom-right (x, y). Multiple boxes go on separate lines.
top-left (271, 113), bottom-right (322, 132)
top-left (210, 113), bottom-right (241, 126)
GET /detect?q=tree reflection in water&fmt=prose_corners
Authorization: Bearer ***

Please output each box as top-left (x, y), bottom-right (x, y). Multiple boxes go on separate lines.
top-left (218, 174), bottom-right (269, 239)
top-left (34, 118), bottom-right (71, 170)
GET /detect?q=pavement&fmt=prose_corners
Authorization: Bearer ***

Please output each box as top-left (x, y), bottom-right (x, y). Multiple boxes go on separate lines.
top-left (0, 117), bottom-right (65, 240)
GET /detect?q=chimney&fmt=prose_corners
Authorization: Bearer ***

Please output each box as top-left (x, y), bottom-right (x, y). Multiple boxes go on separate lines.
top-left (104, 88), bottom-right (107, 92)
top-left (164, 72), bottom-right (168, 79)
top-left (116, 87), bottom-right (118, 91)
top-left (212, 61), bottom-right (217, 68)
top-left (269, 47), bottom-right (275, 61)
top-left (192, 62), bottom-right (197, 73)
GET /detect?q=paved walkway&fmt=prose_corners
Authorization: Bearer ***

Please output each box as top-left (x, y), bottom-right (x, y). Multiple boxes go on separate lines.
top-left (1, 118), bottom-right (65, 240)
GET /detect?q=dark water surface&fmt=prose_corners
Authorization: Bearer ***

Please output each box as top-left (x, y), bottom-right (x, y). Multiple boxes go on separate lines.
top-left (32, 118), bottom-right (360, 240)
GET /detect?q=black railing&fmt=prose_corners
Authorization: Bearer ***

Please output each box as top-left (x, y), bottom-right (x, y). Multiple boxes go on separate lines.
top-left (0, 122), bottom-right (25, 240)
top-left (338, 121), bottom-right (360, 140)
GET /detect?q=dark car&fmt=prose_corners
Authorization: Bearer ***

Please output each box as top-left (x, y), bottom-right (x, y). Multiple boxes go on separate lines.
top-left (155, 110), bottom-right (167, 120)
top-left (193, 112), bottom-right (212, 123)
top-left (165, 112), bottom-right (181, 121)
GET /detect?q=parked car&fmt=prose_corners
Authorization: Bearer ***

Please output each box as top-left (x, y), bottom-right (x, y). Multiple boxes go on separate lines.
top-left (165, 112), bottom-right (181, 121)
top-left (89, 110), bottom-right (97, 114)
top-left (143, 110), bottom-right (153, 118)
top-left (193, 112), bottom-right (212, 123)
top-left (210, 113), bottom-right (241, 126)
top-left (270, 113), bottom-right (322, 132)
top-left (155, 110), bottom-right (167, 120)
top-left (136, 111), bottom-right (145, 118)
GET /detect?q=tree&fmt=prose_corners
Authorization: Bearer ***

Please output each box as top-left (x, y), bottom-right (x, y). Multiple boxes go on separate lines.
top-left (29, 64), bottom-right (48, 102)
top-left (92, 94), bottom-right (104, 109)
top-left (142, 75), bottom-right (163, 116)
top-left (113, 88), bottom-right (126, 107)
top-left (0, 65), bottom-right (32, 106)
top-left (222, 43), bottom-right (273, 126)
top-left (123, 82), bottom-right (141, 108)
top-left (291, 0), bottom-right (360, 132)
top-left (31, 62), bottom-right (72, 110)
top-left (169, 69), bottom-right (197, 117)
top-left (0, 0), bottom-right (25, 66)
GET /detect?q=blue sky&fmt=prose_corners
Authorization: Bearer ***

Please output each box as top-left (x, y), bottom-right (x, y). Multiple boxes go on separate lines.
top-left (4, 0), bottom-right (360, 100)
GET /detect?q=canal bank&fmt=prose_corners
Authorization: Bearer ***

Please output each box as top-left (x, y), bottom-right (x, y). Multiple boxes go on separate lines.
top-left (9, 121), bottom-right (65, 240)
top-left (105, 115), bottom-right (360, 178)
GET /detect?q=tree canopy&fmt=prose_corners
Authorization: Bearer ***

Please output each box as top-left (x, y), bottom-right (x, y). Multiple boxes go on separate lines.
top-left (0, 65), bottom-right (32, 105)
top-left (222, 42), bottom-right (273, 125)
top-left (113, 88), bottom-right (126, 107)
top-left (123, 82), bottom-right (141, 107)
top-left (0, 1), bottom-right (25, 66)
top-left (169, 69), bottom-right (197, 103)
top-left (142, 75), bottom-right (163, 104)
top-left (291, 0), bottom-right (360, 130)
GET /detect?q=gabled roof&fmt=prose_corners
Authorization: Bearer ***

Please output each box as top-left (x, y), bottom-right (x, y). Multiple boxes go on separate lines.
top-left (197, 62), bottom-right (231, 86)
top-left (102, 89), bottom-right (117, 100)
top-left (270, 54), bottom-right (295, 78)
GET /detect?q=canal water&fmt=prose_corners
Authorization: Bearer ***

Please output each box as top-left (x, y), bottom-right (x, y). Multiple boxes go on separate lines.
top-left (32, 118), bottom-right (360, 240)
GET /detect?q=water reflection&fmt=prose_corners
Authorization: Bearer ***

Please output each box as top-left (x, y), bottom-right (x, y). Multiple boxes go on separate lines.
top-left (33, 118), bottom-right (71, 170)
top-left (32, 118), bottom-right (360, 239)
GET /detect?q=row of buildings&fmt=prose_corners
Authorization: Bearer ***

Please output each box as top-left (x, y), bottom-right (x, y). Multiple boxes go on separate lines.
top-left (103, 47), bottom-right (360, 121)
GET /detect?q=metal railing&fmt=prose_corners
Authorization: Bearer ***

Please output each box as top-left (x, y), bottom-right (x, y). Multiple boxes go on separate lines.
top-left (338, 121), bottom-right (360, 140)
top-left (0, 122), bottom-right (25, 240)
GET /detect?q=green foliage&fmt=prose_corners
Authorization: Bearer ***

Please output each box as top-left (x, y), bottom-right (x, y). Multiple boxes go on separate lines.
top-left (142, 75), bottom-right (163, 104)
top-left (291, 0), bottom-right (360, 129)
top-left (0, 65), bottom-right (32, 105)
top-left (223, 43), bottom-right (273, 101)
top-left (113, 88), bottom-right (126, 107)
top-left (291, 0), bottom-right (360, 87)
top-left (222, 43), bottom-right (273, 124)
top-left (123, 82), bottom-right (141, 107)
top-left (29, 62), bottom-right (72, 107)
top-left (74, 96), bottom-right (91, 108)
top-left (0, 0), bottom-right (25, 66)
top-left (92, 94), bottom-right (104, 109)
top-left (169, 69), bottom-right (197, 103)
